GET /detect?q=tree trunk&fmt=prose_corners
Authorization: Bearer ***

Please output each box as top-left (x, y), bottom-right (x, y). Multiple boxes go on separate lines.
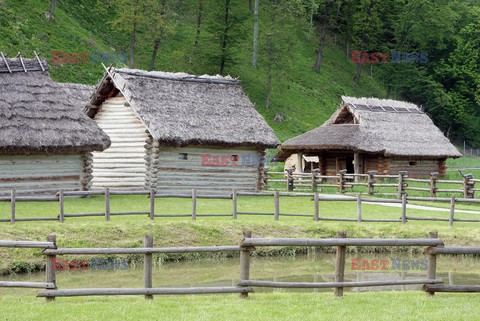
top-left (129, 19), bottom-right (137, 68)
top-left (313, 1), bottom-right (330, 73)
top-left (149, 36), bottom-right (162, 71)
top-left (248, 0), bottom-right (253, 14)
top-left (194, 0), bottom-right (203, 48)
top-left (252, 0), bottom-right (259, 68)
top-left (219, 0), bottom-right (230, 75)
top-left (266, 37), bottom-right (273, 109)
top-left (46, 0), bottom-right (57, 20)
top-left (354, 62), bottom-right (364, 83)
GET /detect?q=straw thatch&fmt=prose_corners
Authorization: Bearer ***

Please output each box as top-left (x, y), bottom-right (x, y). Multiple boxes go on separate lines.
top-left (0, 58), bottom-right (111, 154)
top-left (279, 96), bottom-right (461, 158)
top-left (86, 68), bottom-right (279, 148)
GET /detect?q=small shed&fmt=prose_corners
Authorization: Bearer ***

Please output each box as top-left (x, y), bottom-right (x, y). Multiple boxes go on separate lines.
top-left (85, 67), bottom-right (279, 194)
top-left (277, 96), bottom-right (461, 177)
top-left (0, 55), bottom-right (111, 194)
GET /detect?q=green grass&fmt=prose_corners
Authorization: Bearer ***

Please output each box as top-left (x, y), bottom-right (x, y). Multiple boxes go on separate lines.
top-left (1, 292), bottom-right (480, 320)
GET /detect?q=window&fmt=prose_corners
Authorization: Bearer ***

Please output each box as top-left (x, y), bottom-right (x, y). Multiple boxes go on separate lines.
top-left (409, 161), bottom-right (417, 166)
top-left (179, 153), bottom-right (188, 160)
top-left (231, 155), bottom-right (239, 162)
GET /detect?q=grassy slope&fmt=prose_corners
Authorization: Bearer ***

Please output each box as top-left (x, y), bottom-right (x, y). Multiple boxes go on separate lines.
top-left (2, 292), bottom-right (480, 321)
top-left (0, 0), bottom-right (386, 142)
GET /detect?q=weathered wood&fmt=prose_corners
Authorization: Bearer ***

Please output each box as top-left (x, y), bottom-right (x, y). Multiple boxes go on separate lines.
top-left (10, 189), bottom-right (15, 224)
top-left (104, 187), bottom-right (110, 221)
top-left (334, 231), bottom-right (347, 297)
top-left (449, 196), bottom-right (455, 227)
top-left (401, 193), bottom-right (407, 224)
top-left (144, 234), bottom-right (153, 300)
top-left (45, 234), bottom-right (57, 302)
top-left (367, 171), bottom-right (376, 195)
top-left (241, 238), bottom-right (443, 247)
top-left (239, 278), bottom-right (442, 288)
top-left (274, 191), bottom-right (280, 221)
top-left (429, 172), bottom-right (438, 198)
top-left (428, 246), bottom-right (480, 255)
top-left (37, 287), bottom-right (253, 297)
top-left (236, 212), bottom-right (273, 216)
top-left (149, 189), bottom-right (155, 220)
top-left (232, 189), bottom-right (237, 220)
top-left (0, 281), bottom-right (55, 289)
top-left (192, 189), bottom-right (197, 220)
top-left (426, 231), bottom-right (438, 297)
top-left (356, 194), bottom-right (362, 223)
top-left (0, 240), bottom-right (56, 249)
top-left (239, 231), bottom-right (253, 298)
top-left (59, 189), bottom-right (64, 223)
top-left (44, 246), bottom-right (242, 255)
top-left (314, 192), bottom-right (319, 222)
top-left (424, 284), bottom-right (480, 293)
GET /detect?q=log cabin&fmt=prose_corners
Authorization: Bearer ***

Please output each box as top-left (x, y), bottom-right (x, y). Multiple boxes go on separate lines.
top-left (85, 67), bottom-right (279, 194)
top-left (0, 55), bottom-right (111, 195)
top-left (277, 96), bottom-right (461, 177)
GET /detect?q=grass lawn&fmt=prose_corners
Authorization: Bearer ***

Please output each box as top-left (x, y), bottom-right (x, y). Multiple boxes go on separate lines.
top-left (1, 292), bottom-right (479, 321)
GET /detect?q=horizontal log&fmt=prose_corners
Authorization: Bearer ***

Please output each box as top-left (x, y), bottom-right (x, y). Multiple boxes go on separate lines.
top-left (0, 217), bottom-right (58, 222)
top-left (154, 193), bottom-right (231, 199)
top-left (429, 246), bottom-right (480, 255)
top-left (279, 213), bottom-right (312, 217)
top-left (44, 245), bottom-right (241, 255)
top-left (363, 198), bottom-right (402, 204)
top-left (109, 190), bottom-right (149, 195)
top-left (239, 278), bottom-right (441, 289)
top-left (0, 196), bottom-right (58, 202)
top-left (37, 286), bottom-right (253, 297)
top-left (436, 180), bottom-right (463, 184)
top-left (372, 183), bottom-right (398, 187)
top-left (406, 216), bottom-right (449, 222)
top-left (109, 211), bottom-right (149, 216)
top-left (0, 281), bottom-right (55, 289)
top-left (424, 285), bottom-right (480, 293)
top-left (404, 187), bottom-right (431, 191)
top-left (348, 183), bottom-right (369, 187)
top-left (241, 238), bottom-right (443, 247)
top-left (317, 217), bottom-right (402, 223)
top-left (237, 212), bottom-right (273, 215)
top-left (63, 190), bottom-right (105, 196)
top-left (63, 213), bottom-right (105, 217)
top-left (154, 214), bottom-right (192, 217)
top-left (0, 240), bottom-right (56, 249)
top-left (436, 189), bottom-right (464, 193)
top-left (373, 175), bottom-right (398, 179)
top-left (236, 192), bottom-right (274, 197)
top-left (403, 178), bottom-right (430, 183)
top-left (407, 197), bottom-right (451, 202)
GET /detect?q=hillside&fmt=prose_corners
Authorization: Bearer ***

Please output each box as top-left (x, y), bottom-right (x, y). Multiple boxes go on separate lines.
top-left (0, 0), bottom-right (388, 142)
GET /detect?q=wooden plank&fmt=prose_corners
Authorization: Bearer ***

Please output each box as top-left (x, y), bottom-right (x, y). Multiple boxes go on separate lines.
top-left (10, 189), bottom-right (15, 224)
top-left (429, 247), bottom-right (480, 255)
top-left (44, 246), bottom-right (242, 255)
top-left (0, 240), bottom-right (56, 249)
top-left (449, 196), bottom-right (455, 227)
top-left (334, 231), bottom-right (347, 297)
top-left (37, 287), bottom-right (254, 297)
top-left (241, 238), bottom-right (444, 247)
top-left (274, 191), bottom-right (280, 221)
top-left (426, 231), bottom-right (438, 297)
top-left (45, 234), bottom-right (57, 302)
top-left (144, 234), bottom-right (153, 300)
top-left (240, 279), bottom-right (442, 288)
top-left (239, 231), bottom-right (253, 298)
top-left (424, 285), bottom-right (480, 293)
top-left (0, 281), bottom-right (55, 289)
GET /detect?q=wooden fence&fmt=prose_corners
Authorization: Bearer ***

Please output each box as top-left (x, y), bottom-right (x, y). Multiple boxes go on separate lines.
top-left (2, 188), bottom-right (480, 226)
top-left (1, 232), bottom-right (479, 299)
top-left (266, 170), bottom-right (479, 199)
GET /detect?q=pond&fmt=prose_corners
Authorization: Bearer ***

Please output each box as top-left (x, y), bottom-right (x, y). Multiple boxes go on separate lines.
top-left (2, 253), bottom-right (480, 295)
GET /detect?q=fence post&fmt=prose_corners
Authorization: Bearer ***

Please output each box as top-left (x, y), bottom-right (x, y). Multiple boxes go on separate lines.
top-left (45, 234), bottom-right (57, 302)
top-left (338, 170), bottom-right (347, 193)
top-left (397, 171), bottom-right (407, 199)
top-left (239, 230), bottom-right (254, 299)
top-left (192, 189), bottom-right (197, 221)
top-left (401, 193), bottom-right (407, 224)
top-left (149, 188), bottom-right (155, 221)
top-left (314, 192), bottom-right (319, 222)
top-left (367, 171), bottom-right (376, 195)
top-left (429, 172), bottom-right (438, 198)
top-left (426, 231), bottom-right (438, 297)
top-left (334, 231), bottom-right (347, 297)
top-left (232, 189), bottom-right (238, 220)
top-left (59, 189), bottom-right (64, 223)
top-left (274, 191), bottom-right (280, 221)
top-left (10, 188), bottom-right (15, 224)
top-left (449, 196), bottom-right (455, 227)
top-left (356, 194), bottom-right (362, 223)
top-left (287, 168), bottom-right (294, 191)
top-left (311, 169), bottom-right (318, 192)
top-left (104, 187), bottom-right (110, 222)
top-left (144, 234), bottom-right (153, 300)
top-left (463, 174), bottom-right (474, 199)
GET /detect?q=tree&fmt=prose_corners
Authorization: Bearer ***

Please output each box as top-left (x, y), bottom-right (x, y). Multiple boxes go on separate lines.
top-left (46, 0), bottom-right (57, 20)
top-left (148, 0), bottom-right (176, 71)
top-left (252, 0), bottom-right (259, 68)
top-left (313, 0), bottom-right (331, 72)
top-left (110, 0), bottom-right (152, 68)
top-left (194, 0), bottom-right (204, 48)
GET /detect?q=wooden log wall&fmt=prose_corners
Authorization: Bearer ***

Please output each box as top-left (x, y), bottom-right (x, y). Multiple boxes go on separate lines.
top-left (389, 159), bottom-right (440, 177)
top-left (154, 146), bottom-right (265, 195)
top-left (0, 154), bottom-right (84, 195)
top-left (91, 95), bottom-right (148, 189)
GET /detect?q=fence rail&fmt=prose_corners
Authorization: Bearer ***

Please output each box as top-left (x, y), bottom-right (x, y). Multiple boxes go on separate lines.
top-left (2, 188), bottom-right (480, 227)
top-left (266, 169), bottom-right (477, 199)
top-left (3, 232), bottom-right (479, 299)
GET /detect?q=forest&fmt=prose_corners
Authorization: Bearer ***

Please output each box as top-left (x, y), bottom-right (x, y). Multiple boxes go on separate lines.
top-left (0, 0), bottom-right (479, 145)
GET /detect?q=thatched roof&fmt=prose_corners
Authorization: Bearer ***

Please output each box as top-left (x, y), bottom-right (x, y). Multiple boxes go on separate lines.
top-left (0, 57), bottom-right (111, 154)
top-left (278, 96), bottom-right (461, 159)
top-left (86, 68), bottom-right (279, 148)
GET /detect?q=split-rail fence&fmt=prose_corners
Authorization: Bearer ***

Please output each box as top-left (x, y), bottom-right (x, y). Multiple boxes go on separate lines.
top-left (1, 232), bottom-right (479, 300)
